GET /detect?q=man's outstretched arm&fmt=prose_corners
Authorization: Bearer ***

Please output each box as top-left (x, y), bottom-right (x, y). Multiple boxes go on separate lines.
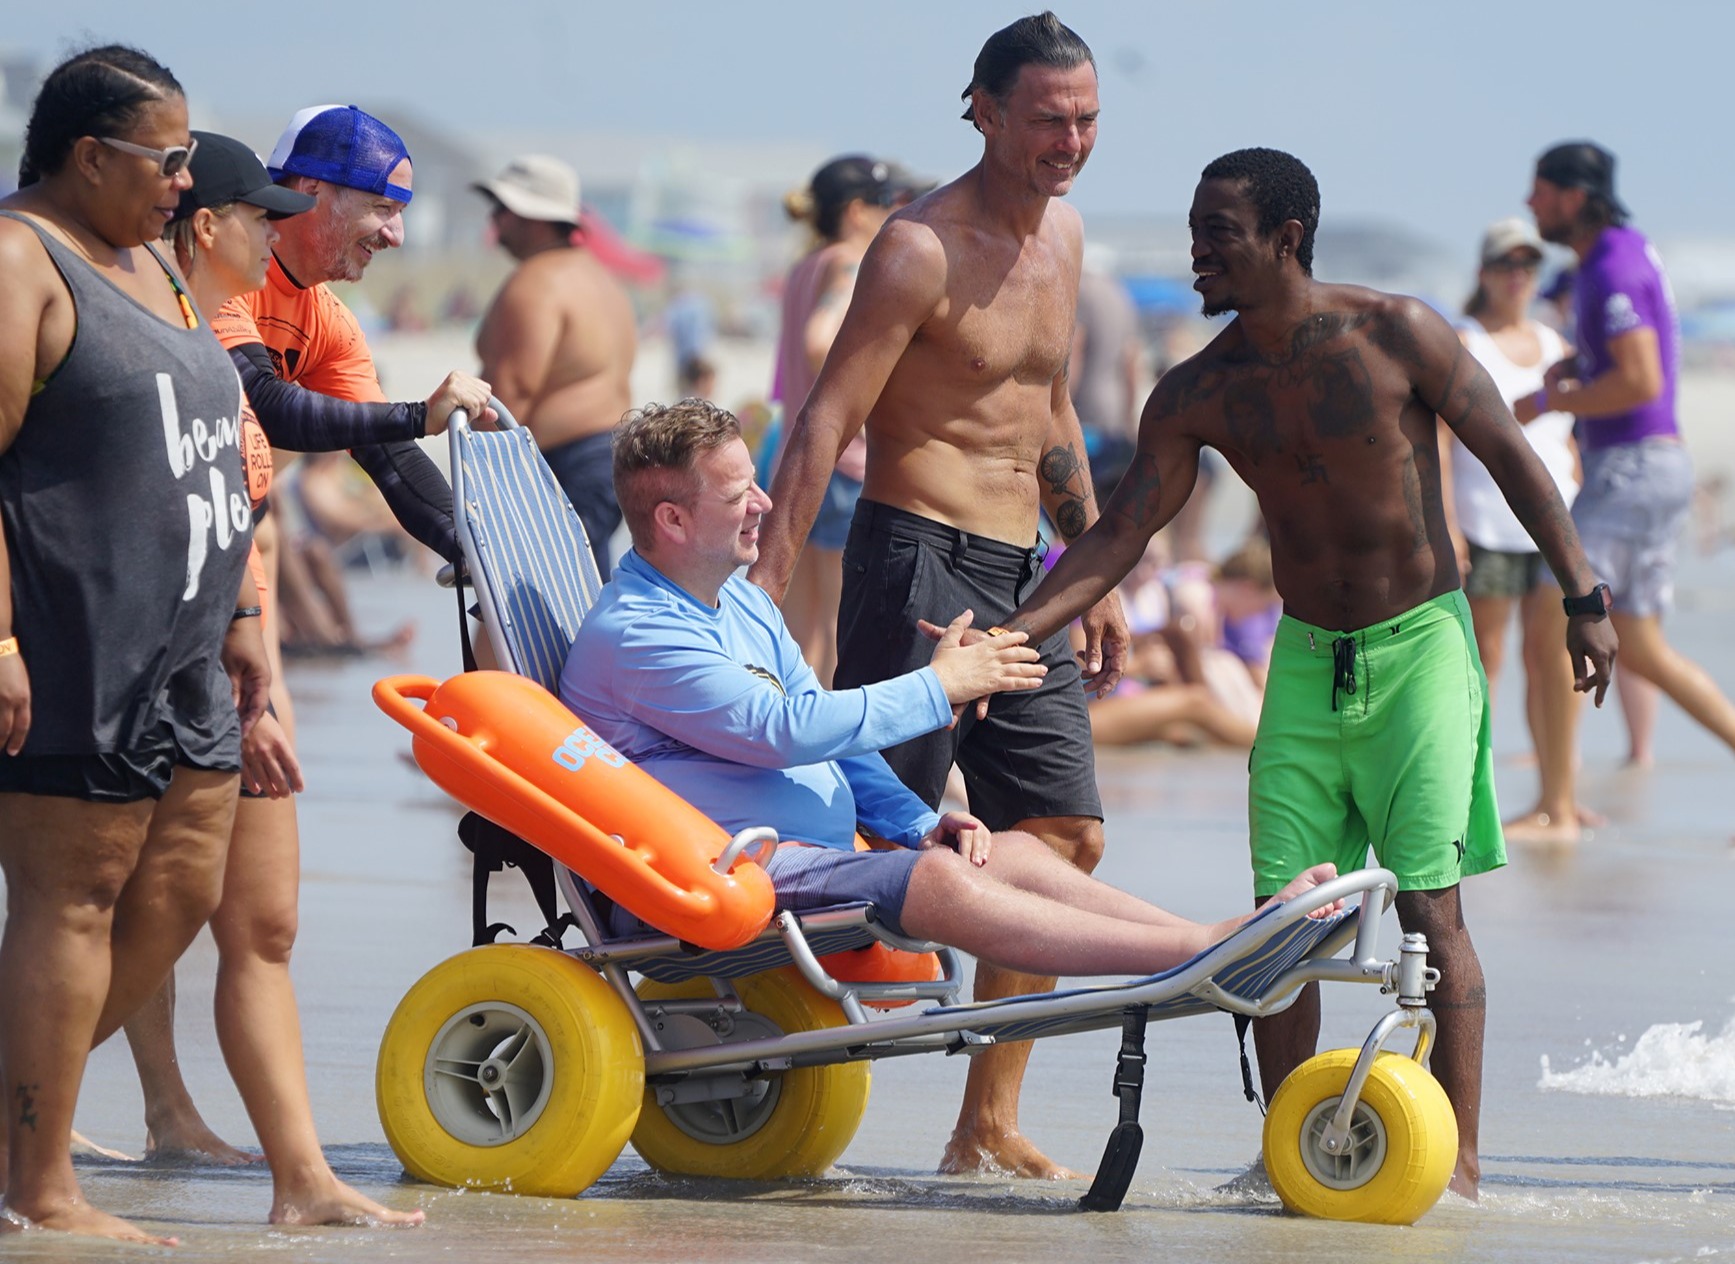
top-left (749, 220), bottom-right (944, 602)
top-left (1394, 298), bottom-right (1617, 701)
top-left (1002, 373), bottom-right (1205, 647)
top-left (1037, 361), bottom-right (1129, 692)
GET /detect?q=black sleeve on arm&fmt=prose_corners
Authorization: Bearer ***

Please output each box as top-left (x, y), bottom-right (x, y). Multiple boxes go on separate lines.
top-left (229, 342), bottom-right (429, 450)
top-left (348, 440), bottom-right (461, 563)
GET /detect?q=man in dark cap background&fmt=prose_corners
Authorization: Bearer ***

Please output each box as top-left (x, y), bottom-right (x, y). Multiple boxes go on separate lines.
top-left (1522, 142), bottom-right (1735, 760)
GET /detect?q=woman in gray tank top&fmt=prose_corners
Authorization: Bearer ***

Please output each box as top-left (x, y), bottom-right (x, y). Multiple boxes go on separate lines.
top-left (0, 46), bottom-right (271, 1248)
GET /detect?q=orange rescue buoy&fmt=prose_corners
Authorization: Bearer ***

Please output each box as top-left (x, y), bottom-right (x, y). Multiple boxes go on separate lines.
top-left (374, 672), bottom-right (774, 951)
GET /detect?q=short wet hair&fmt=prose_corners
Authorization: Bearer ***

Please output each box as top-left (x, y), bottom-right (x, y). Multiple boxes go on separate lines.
top-left (613, 399), bottom-right (742, 548)
top-left (960, 11), bottom-right (1095, 132)
top-left (20, 44), bottom-right (183, 187)
top-left (1200, 148), bottom-right (1321, 275)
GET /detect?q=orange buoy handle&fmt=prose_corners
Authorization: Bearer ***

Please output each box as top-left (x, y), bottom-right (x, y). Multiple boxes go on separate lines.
top-left (373, 671), bottom-right (774, 951)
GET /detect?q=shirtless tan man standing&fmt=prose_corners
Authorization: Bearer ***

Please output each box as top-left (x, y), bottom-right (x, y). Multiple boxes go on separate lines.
top-left (749, 12), bottom-right (1128, 1180)
top-left (993, 148), bottom-right (1620, 1200)
top-left (475, 155), bottom-right (637, 578)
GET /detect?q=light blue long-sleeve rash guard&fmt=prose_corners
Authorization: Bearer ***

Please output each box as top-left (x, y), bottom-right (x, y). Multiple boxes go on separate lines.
top-left (559, 549), bottom-right (951, 850)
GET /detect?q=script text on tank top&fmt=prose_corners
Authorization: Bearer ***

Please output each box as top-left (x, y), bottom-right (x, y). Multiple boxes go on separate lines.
top-left (156, 372), bottom-right (249, 602)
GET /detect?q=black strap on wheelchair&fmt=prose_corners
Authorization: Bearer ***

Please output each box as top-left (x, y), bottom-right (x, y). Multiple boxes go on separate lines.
top-left (452, 560), bottom-right (478, 673)
top-left (1233, 1013), bottom-right (1266, 1115)
top-left (457, 811), bottom-right (568, 948)
top-left (1079, 1006), bottom-right (1149, 1212)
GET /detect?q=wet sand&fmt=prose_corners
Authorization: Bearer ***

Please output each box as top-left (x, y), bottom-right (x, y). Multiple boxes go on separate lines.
top-left (4, 545), bottom-right (1732, 1261)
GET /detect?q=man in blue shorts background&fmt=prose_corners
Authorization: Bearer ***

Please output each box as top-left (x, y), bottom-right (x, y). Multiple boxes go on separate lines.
top-left (557, 399), bottom-right (1342, 984)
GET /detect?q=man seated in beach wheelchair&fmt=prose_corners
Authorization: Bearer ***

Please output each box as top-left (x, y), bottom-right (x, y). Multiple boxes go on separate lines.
top-left (371, 399), bottom-right (1457, 1224)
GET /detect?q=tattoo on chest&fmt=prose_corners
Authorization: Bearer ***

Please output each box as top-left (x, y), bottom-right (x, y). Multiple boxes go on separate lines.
top-left (1224, 375), bottom-right (1283, 464)
top-left (1296, 452), bottom-right (1328, 485)
top-left (1304, 347), bottom-right (1378, 438)
top-left (1039, 443), bottom-right (1091, 541)
top-left (1185, 312), bottom-right (1402, 465)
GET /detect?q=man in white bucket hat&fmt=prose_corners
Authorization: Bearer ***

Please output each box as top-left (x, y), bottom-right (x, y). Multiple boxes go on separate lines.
top-left (474, 155), bottom-right (637, 578)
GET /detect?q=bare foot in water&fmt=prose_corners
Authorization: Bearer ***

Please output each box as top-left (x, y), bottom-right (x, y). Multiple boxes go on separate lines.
top-left (1503, 809), bottom-right (1588, 845)
top-left (1, 1195), bottom-right (179, 1247)
top-left (938, 1128), bottom-right (1082, 1180)
top-left (270, 1176), bottom-right (425, 1227)
top-left (145, 1119), bottom-right (259, 1167)
top-left (70, 1130), bottom-right (137, 1162)
top-left (1447, 1167), bottom-right (1480, 1202)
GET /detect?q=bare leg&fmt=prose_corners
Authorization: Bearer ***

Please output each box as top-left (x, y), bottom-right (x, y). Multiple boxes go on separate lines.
top-left (210, 795), bottom-right (423, 1225)
top-left (1394, 886), bottom-right (1484, 1200)
top-left (1089, 683), bottom-right (1256, 748)
top-left (1252, 884), bottom-right (1484, 1201)
top-left (273, 535), bottom-right (347, 650)
top-left (92, 767), bottom-right (235, 1046)
top-left (1504, 589), bottom-right (1591, 843)
top-left (900, 844), bottom-right (1334, 984)
top-left (938, 816), bottom-right (1101, 1180)
top-left (123, 972), bottom-right (255, 1164)
top-left (0, 792), bottom-right (176, 1246)
top-left (1617, 666), bottom-right (1661, 767)
top-left (1613, 610), bottom-right (1735, 753)
top-left (1466, 593), bottom-right (1514, 714)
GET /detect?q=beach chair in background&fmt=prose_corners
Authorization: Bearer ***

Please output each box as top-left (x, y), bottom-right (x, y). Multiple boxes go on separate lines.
top-left (370, 406), bottom-right (1458, 1225)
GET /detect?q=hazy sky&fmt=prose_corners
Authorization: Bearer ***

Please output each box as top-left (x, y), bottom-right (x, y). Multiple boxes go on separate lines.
top-left (8, 0), bottom-right (1732, 257)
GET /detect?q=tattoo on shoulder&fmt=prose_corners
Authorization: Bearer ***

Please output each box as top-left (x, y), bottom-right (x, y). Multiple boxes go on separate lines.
top-left (1366, 305), bottom-right (1424, 367)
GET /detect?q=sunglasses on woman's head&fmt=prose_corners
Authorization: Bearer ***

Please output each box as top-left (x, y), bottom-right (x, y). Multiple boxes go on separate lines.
top-left (99, 135), bottom-right (199, 178)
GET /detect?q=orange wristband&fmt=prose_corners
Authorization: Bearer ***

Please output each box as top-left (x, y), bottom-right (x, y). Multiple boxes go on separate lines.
top-left (0, 636), bottom-right (18, 658)
top-left (987, 626), bottom-right (1013, 638)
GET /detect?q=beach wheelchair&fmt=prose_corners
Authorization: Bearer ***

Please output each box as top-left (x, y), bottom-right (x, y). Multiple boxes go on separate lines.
top-left (370, 406), bottom-right (1459, 1224)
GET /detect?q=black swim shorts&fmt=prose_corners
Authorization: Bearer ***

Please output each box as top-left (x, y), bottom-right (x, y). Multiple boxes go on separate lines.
top-left (834, 500), bottom-right (1102, 831)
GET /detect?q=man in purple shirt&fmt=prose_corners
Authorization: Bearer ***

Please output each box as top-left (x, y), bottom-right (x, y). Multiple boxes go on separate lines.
top-left (1521, 142), bottom-right (1735, 758)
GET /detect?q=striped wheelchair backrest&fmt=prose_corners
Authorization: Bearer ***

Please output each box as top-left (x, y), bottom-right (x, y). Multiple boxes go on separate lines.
top-left (454, 425), bottom-right (605, 691)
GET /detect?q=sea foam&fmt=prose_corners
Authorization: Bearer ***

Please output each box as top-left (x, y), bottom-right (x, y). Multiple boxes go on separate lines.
top-left (1539, 1014), bottom-right (1735, 1108)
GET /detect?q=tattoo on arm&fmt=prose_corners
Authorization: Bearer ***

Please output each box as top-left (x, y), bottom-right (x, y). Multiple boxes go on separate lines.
top-left (1039, 443), bottom-right (1091, 541)
top-left (1112, 452), bottom-right (1163, 527)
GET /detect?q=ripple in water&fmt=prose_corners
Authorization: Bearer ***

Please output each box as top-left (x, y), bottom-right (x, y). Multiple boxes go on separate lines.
top-left (1539, 1013), bottom-right (1735, 1108)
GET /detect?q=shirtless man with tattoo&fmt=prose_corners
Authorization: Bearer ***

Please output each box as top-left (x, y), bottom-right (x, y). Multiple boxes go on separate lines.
top-left (748, 12), bottom-right (1129, 1179)
top-left (993, 148), bottom-right (1619, 1199)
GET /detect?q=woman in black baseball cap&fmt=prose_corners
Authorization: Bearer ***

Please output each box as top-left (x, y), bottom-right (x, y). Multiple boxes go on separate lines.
top-left (165, 131), bottom-right (313, 309)
top-left (141, 138), bottom-right (425, 1226)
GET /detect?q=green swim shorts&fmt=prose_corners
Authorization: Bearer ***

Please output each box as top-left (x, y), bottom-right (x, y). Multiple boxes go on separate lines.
top-left (1248, 589), bottom-right (1505, 897)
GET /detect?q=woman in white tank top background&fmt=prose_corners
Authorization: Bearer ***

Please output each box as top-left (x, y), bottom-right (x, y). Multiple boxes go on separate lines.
top-left (1439, 217), bottom-right (1594, 845)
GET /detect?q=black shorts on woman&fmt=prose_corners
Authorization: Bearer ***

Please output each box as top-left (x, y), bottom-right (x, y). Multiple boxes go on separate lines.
top-left (833, 499), bottom-right (1102, 830)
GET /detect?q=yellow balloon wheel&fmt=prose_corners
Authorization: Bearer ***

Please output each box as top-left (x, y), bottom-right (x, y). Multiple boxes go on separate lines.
top-left (376, 945), bottom-right (643, 1198)
top-left (1263, 1048), bottom-right (1458, 1224)
top-left (632, 968), bottom-right (870, 1180)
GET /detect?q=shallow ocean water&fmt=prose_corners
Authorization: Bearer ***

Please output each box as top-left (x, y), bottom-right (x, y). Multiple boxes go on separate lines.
top-left (7, 553), bottom-right (1734, 1262)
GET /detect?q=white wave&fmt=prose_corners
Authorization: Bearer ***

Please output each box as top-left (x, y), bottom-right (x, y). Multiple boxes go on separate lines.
top-left (1539, 1014), bottom-right (1735, 1107)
